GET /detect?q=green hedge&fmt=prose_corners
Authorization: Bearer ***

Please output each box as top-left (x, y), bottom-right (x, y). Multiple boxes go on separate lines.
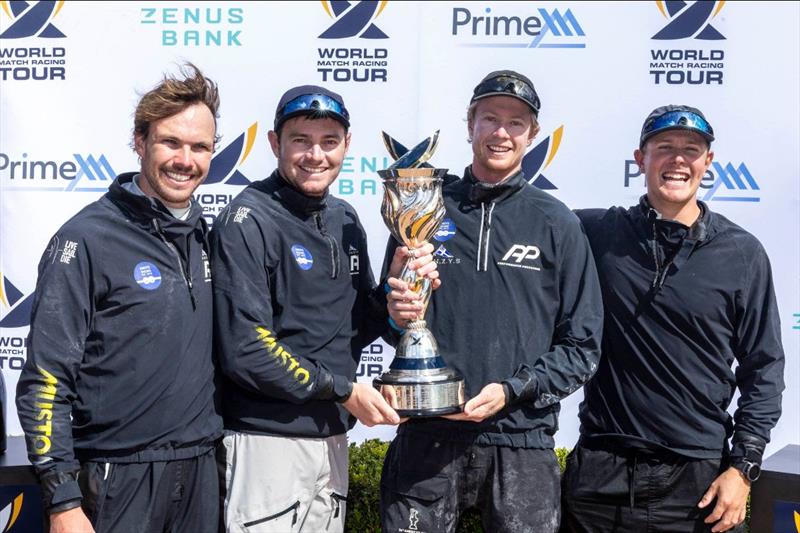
top-left (346, 439), bottom-right (750, 532)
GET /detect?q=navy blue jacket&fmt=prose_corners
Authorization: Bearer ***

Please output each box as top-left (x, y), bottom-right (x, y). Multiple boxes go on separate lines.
top-left (209, 171), bottom-right (388, 438)
top-left (576, 198), bottom-right (785, 458)
top-left (384, 168), bottom-right (603, 448)
top-left (15, 173), bottom-right (222, 510)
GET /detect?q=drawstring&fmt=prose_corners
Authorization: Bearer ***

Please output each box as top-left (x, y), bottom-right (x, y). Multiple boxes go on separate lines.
top-left (628, 453), bottom-right (638, 513)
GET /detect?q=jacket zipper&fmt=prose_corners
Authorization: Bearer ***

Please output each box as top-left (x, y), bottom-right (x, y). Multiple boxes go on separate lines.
top-left (314, 211), bottom-right (339, 279)
top-left (243, 500), bottom-right (300, 528)
top-left (153, 219), bottom-right (197, 308)
top-left (476, 201), bottom-right (496, 272)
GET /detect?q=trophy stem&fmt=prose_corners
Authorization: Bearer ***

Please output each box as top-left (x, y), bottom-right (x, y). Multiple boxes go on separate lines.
top-left (400, 257), bottom-right (432, 316)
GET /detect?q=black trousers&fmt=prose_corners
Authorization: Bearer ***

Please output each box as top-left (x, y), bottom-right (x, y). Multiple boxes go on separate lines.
top-left (560, 440), bottom-right (745, 533)
top-left (78, 449), bottom-right (218, 533)
top-left (380, 428), bottom-right (560, 533)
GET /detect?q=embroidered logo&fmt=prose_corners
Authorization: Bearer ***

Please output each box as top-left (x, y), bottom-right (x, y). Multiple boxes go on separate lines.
top-left (233, 206), bottom-right (251, 223)
top-left (348, 245), bottom-right (359, 275)
top-left (59, 240), bottom-right (78, 264)
top-left (433, 244), bottom-right (460, 265)
top-left (291, 244), bottom-right (314, 270)
top-left (133, 261), bottom-right (162, 290)
top-left (498, 244), bottom-right (541, 271)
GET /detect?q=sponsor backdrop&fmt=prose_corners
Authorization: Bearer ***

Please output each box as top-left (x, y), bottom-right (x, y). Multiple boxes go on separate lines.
top-left (1, 1), bottom-right (798, 455)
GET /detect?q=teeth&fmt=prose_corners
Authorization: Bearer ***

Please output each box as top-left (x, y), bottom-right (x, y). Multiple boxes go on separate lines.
top-left (300, 166), bottom-right (326, 173)
top-left (663, 172), bottom-right (689, 181)
top-left (164, 171), bottom-right (193, 182)
top-left (487, 145), bottom-right (510, 153)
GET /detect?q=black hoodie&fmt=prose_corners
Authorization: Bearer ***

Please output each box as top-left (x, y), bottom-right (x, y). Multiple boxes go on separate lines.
top-left (15, 173), bottom-right (222, 510)
top-left (576, 198), bottom-right (785, 458)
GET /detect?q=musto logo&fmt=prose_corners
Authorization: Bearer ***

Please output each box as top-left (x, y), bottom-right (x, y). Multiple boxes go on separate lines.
top-left (522, 126), bottom-right (564, 190)
top-left (649, 0), bottom-right (725, 85)
top-left (452, 5), bottom-right (585, 48)
top-left (624, 159), bottom-right (760, 202)
top-left (0, 274), bottom-right (32, 370)
top-left (317, 1), bottom-right (389, 82)
top-left (195, 123), bottom-right (256, 226)
top-left (0, 152), bottom-right (115, 192)
top-left (0, 0), bottom-right (67, 81)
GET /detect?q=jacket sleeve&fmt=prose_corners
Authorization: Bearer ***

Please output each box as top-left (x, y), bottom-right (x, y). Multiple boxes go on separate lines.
top-left (730, 244), bottom-right (785, 457)
top-left (15, 232), bottom-right (93, 513)
top-left (209, 210), bottom-right (352, 404)
top-left (352, 217), bottom-right (389, 352)
top-left (502, 214), bottom-right (604, 408)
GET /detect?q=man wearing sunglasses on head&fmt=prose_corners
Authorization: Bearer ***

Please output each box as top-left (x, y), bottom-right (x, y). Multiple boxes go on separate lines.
top-left (561, 105), bottom-right (785, 533)
top-left (379, 70), bottom-right (603, 533)
top-left (209, 85), bottom-right (438, 532)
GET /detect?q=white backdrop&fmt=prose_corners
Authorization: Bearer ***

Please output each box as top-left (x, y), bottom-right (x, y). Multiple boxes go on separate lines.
top-left (1, 1), bottom-right (798, 456)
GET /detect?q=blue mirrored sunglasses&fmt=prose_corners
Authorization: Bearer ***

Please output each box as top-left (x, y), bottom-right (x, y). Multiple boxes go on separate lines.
top-left (643, 111), bottom-right (714, 141)
top-left (276, 93), bottom-right (349, 125)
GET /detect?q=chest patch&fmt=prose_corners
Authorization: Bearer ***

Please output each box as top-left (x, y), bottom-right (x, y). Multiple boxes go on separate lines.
top-left (291, 244), bottom-right (314, 270)
top-left (134, 261), bottom-right (162, 290)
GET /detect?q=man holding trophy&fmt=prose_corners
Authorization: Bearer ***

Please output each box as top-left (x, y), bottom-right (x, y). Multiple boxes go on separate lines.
top-left (209, 85), bottom-right (438, 532)
top-left (379, 70), bottom-right (603, 532)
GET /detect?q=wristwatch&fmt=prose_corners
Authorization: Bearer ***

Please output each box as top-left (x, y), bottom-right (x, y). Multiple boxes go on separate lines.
top-left (732, 459), bottom-right (761, 482)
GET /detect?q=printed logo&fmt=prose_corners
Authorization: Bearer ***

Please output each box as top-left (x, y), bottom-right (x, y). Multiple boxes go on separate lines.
top-left (0, 1), bottom-right (68, 82)
top-left (623, 158), bottom-right (760, 202)
top-left (201, 250), bottom-right (211, 282)
top-left (433, 245), bottom-right (453, 259)
top-left (291, 245), bottom-right (314, 270)
top-left (133, 261), bottom-right (162, 290)
top-left (0, 492), bottom-right (22, 532)
top-left (793, 313), bottom-right (800, 331)
top-left (0, 152), bottom-right (116, 192)
top-left (232, 206), bottom-right (251, 224)
top-left (771, 500), bottom-right (800, 533)
top-left (452, 6), bottom-right (586, 49)
top-left (652, 0), bottom-right (725, 40)
top-left (0, 274), bottom-right (33, 328)
top-left (356, 343), bottom-right (384, 379)
top-left (498, 244), bottom-right (541, 271)
top-left (648, 1), bottom-right (725, 85)
top-left (195, 123), bottom-right (256, 225)
top-left (0, 0), bottom-right (65, 39)
top-left (319, 0), bottom-right (388, 39)
top-left (408, 508), bottom-right (419, 530)
top-left (433, 218), bottom-right (456, 242)
top-left (522, 125), bottom-right (564, 190)
top-left (348, 245), bottom-right (360, 275)
top-left (316, 1), bottom-right (390, 82)
top-left (139, 5), bottom-right (244, 47)
top-left (334, 153), bottom-right (391, 196)
top-left (59, 240), bottom-right (77, 264)
top-left (433, 245), bottom-right (460, 265)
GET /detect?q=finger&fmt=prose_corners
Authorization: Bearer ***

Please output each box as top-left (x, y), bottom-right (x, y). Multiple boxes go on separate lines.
top-left (431, 279), bottom-right (442, 290)
top-left (441, 412), bottom-right (470, 421)
top-left (704, 501), bottom-right (725, 524)
top-left (419, 242), bottom-right (434, 255)
top-left (370, 393), bottom-right (400, 424)
top-left (697, 484), bottom-right (717, 509)
top-left (387, 277), bottom-right (409, 292)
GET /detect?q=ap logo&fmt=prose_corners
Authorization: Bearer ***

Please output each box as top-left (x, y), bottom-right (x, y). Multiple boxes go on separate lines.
top-left (204, 123), bottom-right (257, 186)
top-left (0, 0), bottom-right (66, 39)
top-left (521, 126), bottom-right (564, 190)
top-left (0, 274), bottom-right (33, 328)
top-left (652, 0), bottom-right (725, 40)
top-left (319, 0), bottom-right (388, 39)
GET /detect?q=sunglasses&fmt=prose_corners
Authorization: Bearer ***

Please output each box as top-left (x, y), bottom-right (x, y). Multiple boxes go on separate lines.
top-left (473, 75), bottom-right (540, 114)
top-left (275, 93), bottom-right (349, 127)
top-left (642, 111), bottom-right (714, 142)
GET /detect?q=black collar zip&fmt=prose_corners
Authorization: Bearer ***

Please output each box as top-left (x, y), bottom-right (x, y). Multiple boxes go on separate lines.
top-left (313, 211), bottom-right (339, 279)
top-left (153, 218), bottom-right (197, 309)
top-left (477, 201), bottom-right (496, 272)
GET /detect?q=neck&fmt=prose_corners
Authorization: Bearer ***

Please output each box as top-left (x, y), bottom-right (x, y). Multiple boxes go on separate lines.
top-left (647, 196), bottom-right (701, 226)
top-left (471, 165), bottom-right (519, 185)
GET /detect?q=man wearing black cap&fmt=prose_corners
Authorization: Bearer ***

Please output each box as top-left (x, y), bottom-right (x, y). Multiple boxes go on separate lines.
top-left (561, 105), bottom-right (785, 532)
top-left (379, 70), bottom-right (603, 532)
top-left (210, 85), bottom-right (438, 532)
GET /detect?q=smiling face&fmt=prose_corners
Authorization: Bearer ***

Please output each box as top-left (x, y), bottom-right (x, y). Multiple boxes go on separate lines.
top-left (268, 116), bottom-right (351, 197)
top-left (634, 129), bottom-right (714, 222)
top-left (468, 95), bottom-right (539, 184)
top-left (134, 102), bottom-right (216, 209)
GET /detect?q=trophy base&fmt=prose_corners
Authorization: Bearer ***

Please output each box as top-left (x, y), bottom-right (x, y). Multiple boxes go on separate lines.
top-left (374, 370), bottom-right (465, 418)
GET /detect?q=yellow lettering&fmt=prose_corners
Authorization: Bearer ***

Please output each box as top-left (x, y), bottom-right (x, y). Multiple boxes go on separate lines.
top-left (34, 420), bottom-right (52, 436)
top-left (35, 409), bottom-right (52, 421)
top-left (33, 436), bottom-right (51, 455)
top-left (294, 368), bottom-right (310, 384)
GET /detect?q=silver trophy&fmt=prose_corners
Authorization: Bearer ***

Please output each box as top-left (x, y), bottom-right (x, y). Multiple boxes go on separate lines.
top-left (374, 131), bottom-right (465, 417)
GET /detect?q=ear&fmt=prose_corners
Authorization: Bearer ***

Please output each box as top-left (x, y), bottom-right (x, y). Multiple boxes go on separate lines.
top-left (134, 134), bottom-right (145, 158)
top-left (268, 130), bottom-right (280, 158)
top-left (528, 121), bottom-right (540, 143)
top-left (634, 148), bottom-right (645, 170)
top-left (344, 131), bottom-right (352, 153)
top-left (704, 149), bottom-right (714, 168)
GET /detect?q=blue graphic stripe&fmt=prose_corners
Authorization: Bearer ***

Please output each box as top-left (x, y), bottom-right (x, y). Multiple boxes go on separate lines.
top-left (708, 197), bottom-right (760, 202)
top-left (390, 357), bottom-right (448, 371)
top-left (537, 43), bottom-right (586, 48)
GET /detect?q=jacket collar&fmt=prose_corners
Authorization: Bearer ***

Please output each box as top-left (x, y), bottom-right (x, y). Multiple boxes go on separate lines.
top-left (464, 166), bottom-right (527, 204)
top-left (262, 170), bottom-right (329, 215)
top-left (635, 195), bottom-right (712, 243)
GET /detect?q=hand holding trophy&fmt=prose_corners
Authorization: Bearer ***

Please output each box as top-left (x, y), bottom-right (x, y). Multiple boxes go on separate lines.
top-left (375, 131), bottom-right (465, 417)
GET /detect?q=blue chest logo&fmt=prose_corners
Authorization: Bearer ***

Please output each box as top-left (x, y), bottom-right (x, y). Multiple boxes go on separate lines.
top-left (134, 262), bottom-right (162, 290)
top-left (291, 245), bottom-right (314, 270)
top-left (434, 218), bottom-right (456, 242)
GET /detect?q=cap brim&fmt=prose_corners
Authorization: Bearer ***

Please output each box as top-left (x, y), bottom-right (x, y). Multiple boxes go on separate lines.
top-left (471, 92), bottom-right (539, 114)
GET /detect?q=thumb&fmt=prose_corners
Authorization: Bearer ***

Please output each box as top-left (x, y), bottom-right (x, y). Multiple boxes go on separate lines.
top-left (697, 482), bottom-right (718, 508)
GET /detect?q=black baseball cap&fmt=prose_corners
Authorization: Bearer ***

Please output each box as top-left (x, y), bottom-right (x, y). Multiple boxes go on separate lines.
top-left (640, 105), bottom-right (715, 148)
top-left (274, 85), bottom-right (350, 131)
top-left (470, 70), bottom-right (540, 116)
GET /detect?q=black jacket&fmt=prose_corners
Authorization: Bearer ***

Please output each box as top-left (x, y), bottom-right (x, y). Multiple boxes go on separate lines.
top-left (15, 173), bottom-right (222, 511)
top-left (384, 168), bottom-right (603, 448)
top-left (576, 198), bottom-right (785, 459)
top-left (209, 171), bottom-right (388, 438)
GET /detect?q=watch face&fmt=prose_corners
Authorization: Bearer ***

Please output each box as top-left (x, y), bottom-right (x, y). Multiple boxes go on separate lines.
top-left (745, 463), bottom-right (761, 482)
